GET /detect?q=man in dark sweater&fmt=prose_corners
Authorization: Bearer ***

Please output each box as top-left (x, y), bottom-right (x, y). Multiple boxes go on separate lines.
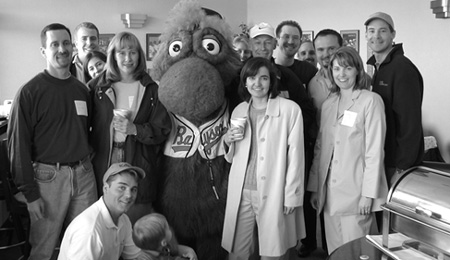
top-left (274, 20), bottom-right (319, 258)
top-left (7, 23), bottom-right (97, 259)
top-left (365, 12), bottom-right (424, 186)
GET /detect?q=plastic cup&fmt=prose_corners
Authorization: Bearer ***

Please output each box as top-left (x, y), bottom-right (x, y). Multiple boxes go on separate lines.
top-left (230, 117), bottom-right (246, 132)
top-left (113, 109), bottom-right (131, 119)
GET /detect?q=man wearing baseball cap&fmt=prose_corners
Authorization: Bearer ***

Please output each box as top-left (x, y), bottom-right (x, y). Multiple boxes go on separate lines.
top-left (365, 12), bottom-right (424, 187)
top-left (58, 163), bottom-right (146, 260)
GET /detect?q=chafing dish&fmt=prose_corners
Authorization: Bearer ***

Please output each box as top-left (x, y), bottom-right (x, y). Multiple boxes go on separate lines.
top-left (381, 164), bottom-right (450, 259)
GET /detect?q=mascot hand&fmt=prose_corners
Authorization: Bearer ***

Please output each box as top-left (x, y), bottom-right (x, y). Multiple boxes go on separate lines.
top-left (113, 116), bottom-right (137, 135)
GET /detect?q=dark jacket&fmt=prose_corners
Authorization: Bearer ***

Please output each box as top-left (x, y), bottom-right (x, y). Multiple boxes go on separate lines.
top-left (367, 44), bottom-right (424, 169)
top-left (88, 71), bottom-right (172, 203)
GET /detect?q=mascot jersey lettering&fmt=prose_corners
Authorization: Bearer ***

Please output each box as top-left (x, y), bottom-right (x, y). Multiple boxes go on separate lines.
top-left (164, 102), bottom-right (229, 159)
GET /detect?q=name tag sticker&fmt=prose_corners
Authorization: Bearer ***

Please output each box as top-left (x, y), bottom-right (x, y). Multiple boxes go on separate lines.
top-left (341, 110), bottom-right (357, 127)
top-left (74, 100), bottom-right (88, 116)
top-left (128, 96), bottom-right (134, 108)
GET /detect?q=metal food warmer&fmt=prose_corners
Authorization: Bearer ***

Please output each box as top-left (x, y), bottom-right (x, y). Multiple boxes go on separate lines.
top-left (381, 163), bottom-right (450, 259)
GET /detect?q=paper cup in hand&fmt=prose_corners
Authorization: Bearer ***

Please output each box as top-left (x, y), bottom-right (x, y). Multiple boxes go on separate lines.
top-left (113, 109), bottom-right (131, 119)
top-left (230, 117), bottom-right (246, 132)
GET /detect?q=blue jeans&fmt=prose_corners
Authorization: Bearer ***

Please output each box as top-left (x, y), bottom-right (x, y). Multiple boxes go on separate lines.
top-left (29, 159), bottom-right (97, 260)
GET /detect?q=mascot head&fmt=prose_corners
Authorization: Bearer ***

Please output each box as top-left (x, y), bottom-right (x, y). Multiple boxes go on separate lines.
top-left (151, 0), bottom-right (241, 125)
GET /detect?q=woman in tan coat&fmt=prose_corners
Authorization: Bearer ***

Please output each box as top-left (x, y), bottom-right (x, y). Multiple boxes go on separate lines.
top-left (307, 47), bottom-right (388, 253)
top-left (222, 57), bottom-right (305, 259)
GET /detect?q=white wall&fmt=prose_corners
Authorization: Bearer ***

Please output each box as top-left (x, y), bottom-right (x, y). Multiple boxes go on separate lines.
top-left (2, 0), bottom-right (450, 162)
top-left (247, 0), bottom-right (450, 162)
top-left (0, 0), bottom-right (246, 102)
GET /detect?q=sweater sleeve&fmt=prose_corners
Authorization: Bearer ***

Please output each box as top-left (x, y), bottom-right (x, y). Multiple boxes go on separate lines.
top-left (7, 86), bottom-right (40, 202)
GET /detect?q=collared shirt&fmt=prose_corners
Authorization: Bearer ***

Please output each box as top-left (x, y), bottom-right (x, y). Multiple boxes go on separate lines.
top-left (308, 68), bottom-right (332, 123)
top-left (163, 102), bottom-right (229, 159)
top-left (72, 54), bottom-right (87, 83)
top-left (58, 198), bottom-right (141, 260)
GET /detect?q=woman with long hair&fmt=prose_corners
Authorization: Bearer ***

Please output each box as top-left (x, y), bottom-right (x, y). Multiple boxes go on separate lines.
top-left (88, 31), bottom-right (171, 224)
top-left (84, 50), bottom-right (107, 82)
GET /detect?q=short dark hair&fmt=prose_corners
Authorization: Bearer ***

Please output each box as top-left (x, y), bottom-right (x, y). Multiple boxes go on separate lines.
top-left (83, 50), bottom-right (107, 81)
top-left (314, 29), bottom-right (343, 47)
top-left (275, 20), bottom-right (302, 38)
top-left (40, 23), bottom-right (71, 47)
top-left (238, 57), bottom-right (279, 102)
top-left (106, 31), bottom-right (147, 82)
top-left (328, 46), bottom-right (371, 93)
top-left (74, 22), bottom-right (99, 39)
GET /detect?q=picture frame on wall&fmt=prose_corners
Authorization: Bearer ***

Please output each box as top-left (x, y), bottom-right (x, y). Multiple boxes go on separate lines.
top-left (146, 33), bottom-right (161, 61)
top-left (99, 33), bottom-right (115, 54)
top-left (301, 30), bottom-right (314, 42)
top-left (340, 30), bottom-right (359, 52)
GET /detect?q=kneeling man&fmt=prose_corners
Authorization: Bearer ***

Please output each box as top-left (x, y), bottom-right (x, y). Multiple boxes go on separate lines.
top-left (58, 162), bottom-right (145, 260)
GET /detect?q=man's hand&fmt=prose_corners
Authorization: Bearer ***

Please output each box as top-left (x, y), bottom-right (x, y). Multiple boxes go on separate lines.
top-left (26, 198), bottom-right (45, 221)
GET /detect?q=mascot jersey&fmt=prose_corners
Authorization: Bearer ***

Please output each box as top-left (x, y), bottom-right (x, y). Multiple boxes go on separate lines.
top-left (163, 102), bottom-right (229, 159)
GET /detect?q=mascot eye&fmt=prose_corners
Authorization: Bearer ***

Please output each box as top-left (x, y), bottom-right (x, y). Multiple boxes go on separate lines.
top-left (202, 39), bottom-right (220, 55)
top-left (169, 40), bottom-right (183, 57)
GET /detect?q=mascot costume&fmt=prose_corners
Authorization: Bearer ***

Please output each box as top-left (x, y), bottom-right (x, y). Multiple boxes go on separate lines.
top-left (151, 0), bottom-right (241, 259)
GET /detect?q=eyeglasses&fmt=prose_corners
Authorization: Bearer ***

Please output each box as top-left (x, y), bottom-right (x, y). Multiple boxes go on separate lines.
top-left (279, 34), bottom-right (301, 42)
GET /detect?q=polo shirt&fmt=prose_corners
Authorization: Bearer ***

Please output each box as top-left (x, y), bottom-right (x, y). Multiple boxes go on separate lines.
top-left (58, 197), bottom-right (141, 260)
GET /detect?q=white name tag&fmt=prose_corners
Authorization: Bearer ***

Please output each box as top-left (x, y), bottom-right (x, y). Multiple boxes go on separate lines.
top-left (74, 100), bottom-right (88, 116)
top-left (341, 110), bottom-right (357, 127)
top-left (128, 96), bottom-right (134, 108)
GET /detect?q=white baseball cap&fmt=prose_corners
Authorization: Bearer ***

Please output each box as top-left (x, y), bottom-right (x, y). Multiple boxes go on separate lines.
top-left (249, 22), bottom-right (275, 38)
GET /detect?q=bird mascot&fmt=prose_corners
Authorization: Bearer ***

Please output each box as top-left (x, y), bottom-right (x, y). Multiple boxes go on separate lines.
top-left (150, 0), bottom-right (241, 259)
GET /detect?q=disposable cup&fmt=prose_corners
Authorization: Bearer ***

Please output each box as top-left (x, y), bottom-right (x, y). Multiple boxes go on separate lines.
top-left (230, 117), bottom-right (246, 132)
top-left (113, 109), bottom-right (131, 119)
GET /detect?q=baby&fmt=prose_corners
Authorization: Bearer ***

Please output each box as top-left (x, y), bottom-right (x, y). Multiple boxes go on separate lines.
top-left (133, 213), bottom-right (197, 260)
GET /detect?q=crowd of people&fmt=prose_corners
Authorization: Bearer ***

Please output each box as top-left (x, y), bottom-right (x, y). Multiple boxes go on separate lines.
top-left (6, 9), bottom-right (424, 260)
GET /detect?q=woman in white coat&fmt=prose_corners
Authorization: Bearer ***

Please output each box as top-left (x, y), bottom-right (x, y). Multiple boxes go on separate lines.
top-left (222, 57), bottom-right (305, 260)
top-left (307, 47), bottom-right (388, 253)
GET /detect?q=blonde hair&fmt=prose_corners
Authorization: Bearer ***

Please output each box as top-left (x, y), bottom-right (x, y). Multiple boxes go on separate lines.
top-left (105, 31), bottom-right (147, 82)
top-left (133, 213), bottom-right (168, 250)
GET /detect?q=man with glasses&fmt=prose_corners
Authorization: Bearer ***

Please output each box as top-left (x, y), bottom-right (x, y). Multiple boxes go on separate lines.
top-left (249, 22), bottom-right (315, 141)
top-left (274, 20), bottom-right (320, 259)
top-left (275, 20), bottom-right (318, 88)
